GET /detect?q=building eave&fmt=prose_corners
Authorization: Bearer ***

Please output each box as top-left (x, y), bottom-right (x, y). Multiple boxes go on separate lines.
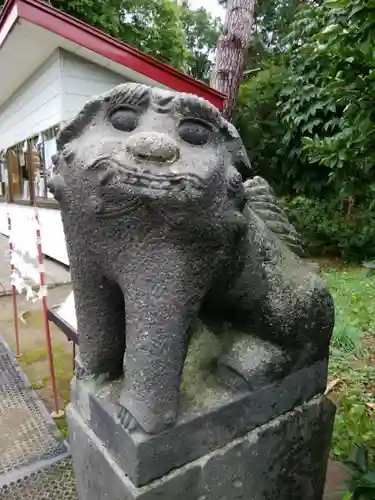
top-left (0, 0), bottom-right (226, 109)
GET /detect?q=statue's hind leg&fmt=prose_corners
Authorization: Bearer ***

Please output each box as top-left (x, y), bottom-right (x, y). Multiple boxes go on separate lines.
top-left (204, 206), bottom-right (334, 391)
top-left (72, 269), bottom-right (126, 379)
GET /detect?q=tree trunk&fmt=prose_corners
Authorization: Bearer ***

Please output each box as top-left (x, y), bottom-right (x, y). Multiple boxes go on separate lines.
top-left (211, 0), bottom-right (256, 120)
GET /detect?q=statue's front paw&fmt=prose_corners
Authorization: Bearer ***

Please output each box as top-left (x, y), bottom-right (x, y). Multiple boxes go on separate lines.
top-left (119, 391), bottom-right (177, 434)
top-left (117, 406), bottom-right (137, 432)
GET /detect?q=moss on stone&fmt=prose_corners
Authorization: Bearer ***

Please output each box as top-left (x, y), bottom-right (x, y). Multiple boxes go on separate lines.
top-left (179, 320), bottom-right (236, 415)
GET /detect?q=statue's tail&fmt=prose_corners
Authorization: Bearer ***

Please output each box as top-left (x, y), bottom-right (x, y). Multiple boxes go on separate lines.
top-left (243, 176), bottom-right (305, 258)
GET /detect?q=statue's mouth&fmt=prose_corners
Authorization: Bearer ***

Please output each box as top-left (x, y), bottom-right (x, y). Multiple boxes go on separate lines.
top-left (92, 160), bottom-right (208, 218)
top-left (103, 168), bottom-right (204, 193)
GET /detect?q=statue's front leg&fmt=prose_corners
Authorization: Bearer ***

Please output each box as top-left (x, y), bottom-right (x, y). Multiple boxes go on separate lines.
top-left (117, 254), bottom-right (209, 435)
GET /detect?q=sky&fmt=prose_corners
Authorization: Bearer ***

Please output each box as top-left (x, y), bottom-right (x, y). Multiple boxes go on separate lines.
top-left (186, 0), bottom-right (226, 20)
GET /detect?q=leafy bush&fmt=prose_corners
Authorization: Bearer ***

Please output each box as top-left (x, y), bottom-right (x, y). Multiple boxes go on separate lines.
top-left (279, 0), bottom-right (375, 202)
top-left (233, 0), bottom-right (375, 259)
top-left (281, 196), bottom-right (375, 262)
top-left (233, 64), bottom-right (296, 194)
top-left (340, 445), bottom-right (375, 499)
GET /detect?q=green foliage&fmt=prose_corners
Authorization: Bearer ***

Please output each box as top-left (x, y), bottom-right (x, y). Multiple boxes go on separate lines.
top-left (254, 0), bottom-right (309, 53)
top-left (322, 267), bottom-right (375, 463)
top-left (332, 324), bottom-right (361, 354)
top-left (233, 64), bottom-right (293, 191)
top-left (180, 7), bottom-right (222, 81)
top-left (234, 57), bottom-right (335, 196)
top-left (44, 0), bottom-right (223, 76)
top-left (276, 5), bottom-right (342, 195)
top-left (47, 0), bottom-right (124, 39)
top-left (235, 0), bottom-right (375, 272)
top-left (245, 0), bottom-right (323, 70)
top-left (282, 196), bottom-right (375, 261)
top-left (30, 1), bottom-right (223, 77)
top-left (119, 0), bottom-right (187, 70)
top-left (2, 0), bottom-right (222, 76)
top-left (55, 415), bottom-right (69, 438)
top-left (340, 446), bottom-right (375, 499)
top-left (329, 350), bottom-right (375, 463)
top-left (324, 267), bottom-right (375, 350)
top-left (332, 393), bottom-right (375, 463)
top-left (279, 0), bottom-right (375, 200)
top-left (48, 0), bottom-right (187, 70)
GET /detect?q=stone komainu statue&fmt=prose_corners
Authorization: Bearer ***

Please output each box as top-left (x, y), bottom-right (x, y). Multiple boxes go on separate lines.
top-left (49, 83), bottom-right (334, 435)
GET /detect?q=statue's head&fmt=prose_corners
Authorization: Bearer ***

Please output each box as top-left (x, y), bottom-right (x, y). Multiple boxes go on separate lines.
top-left (49, 83), bottom-right (252, 218)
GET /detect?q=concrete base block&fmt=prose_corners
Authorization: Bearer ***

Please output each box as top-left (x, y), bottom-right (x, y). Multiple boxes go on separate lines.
top-left (70, 359), bottom-right (328, 487)
top-left (67, 395), bottom-right (335, 500)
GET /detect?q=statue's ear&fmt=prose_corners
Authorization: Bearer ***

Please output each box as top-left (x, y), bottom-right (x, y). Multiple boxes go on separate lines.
top-left (222, 122), bottom-right (253, 181)
top-left (233, 155), bottom-right (252, 181)
top-left (226, 166), bottom-right (246, 212)
top-left (47, 175), bottom-right (67, 203)
top-left (48, 153), bottom-right (69, 203)
top-left (57, 98), bottom-right (103, 151)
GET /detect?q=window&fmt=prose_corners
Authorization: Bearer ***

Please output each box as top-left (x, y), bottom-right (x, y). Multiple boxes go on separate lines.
top-left (31, 128), bottom-right (59, 200)
top-left (8, 146), bottom-right (23, 200)
top-left (2, 125), bottom-right (60, 205)
top-left (31, 136), bottom-right (46, 199)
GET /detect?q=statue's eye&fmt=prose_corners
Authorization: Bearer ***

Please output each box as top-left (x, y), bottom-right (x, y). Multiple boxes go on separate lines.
top-left (109, 107), bottom-right (138, 132)
top-left (178, 119), bottom-right (212, 146)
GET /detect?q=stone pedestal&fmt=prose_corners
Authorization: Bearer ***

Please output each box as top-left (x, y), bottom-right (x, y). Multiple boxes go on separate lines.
top-left (67, 359), bottom-right (335, 500)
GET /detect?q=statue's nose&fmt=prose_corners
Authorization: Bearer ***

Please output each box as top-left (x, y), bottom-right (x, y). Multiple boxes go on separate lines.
top-left (126, 132), bottom-right (179, 163)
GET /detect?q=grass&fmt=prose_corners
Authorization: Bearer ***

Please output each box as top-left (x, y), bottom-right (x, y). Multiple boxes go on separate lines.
top-left (19, 343), bottom-right (73, 407)
top-left (321, 266), bottom-right (375, 463)
top-left (18, 342), bottom-right (72, 441)
top-left (324, 267), bottom-right (375, 352)
top-left (55, 415), bottom-right (69, 438)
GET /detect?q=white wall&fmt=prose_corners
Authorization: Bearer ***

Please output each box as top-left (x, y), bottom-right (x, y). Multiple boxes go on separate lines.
top-left (0, 52), bottom-right (62, 150)
top-left (0, 49), bottom-right (127, 151)
top-left (0, 203), bottom-right (69, 265)
top-left (59, 50), bottom-right (125, 122)
top-left (0, 51), bottom-right (128, 266)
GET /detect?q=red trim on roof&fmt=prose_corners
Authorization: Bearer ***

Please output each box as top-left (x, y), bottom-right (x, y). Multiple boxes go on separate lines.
top-left (0, 3), bottom-right (17, 47)
top-left (0, 0), bottom-right (226, 109)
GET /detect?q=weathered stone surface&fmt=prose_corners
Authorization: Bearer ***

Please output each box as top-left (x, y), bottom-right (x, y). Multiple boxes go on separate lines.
top-left (67, 395), bottom-right (335, 500)
top-left (70, 353), bottom-right (328, 487)
top-left (50, 83), bottom-right (334, 436)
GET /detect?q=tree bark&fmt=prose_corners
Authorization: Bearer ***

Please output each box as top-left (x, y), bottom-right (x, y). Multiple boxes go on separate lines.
top-left (211, 0), bottom-right (256, 120)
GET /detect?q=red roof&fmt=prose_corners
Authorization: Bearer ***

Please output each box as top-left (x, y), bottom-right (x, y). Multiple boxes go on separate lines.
top-left (0, 0), bottom-right (226, 110)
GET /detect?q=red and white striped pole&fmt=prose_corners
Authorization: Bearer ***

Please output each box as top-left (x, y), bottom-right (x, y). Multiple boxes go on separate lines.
top-left (34, 200), bottom-right (63, 417)
top-left (7, 211), bottom-right (20, 357)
